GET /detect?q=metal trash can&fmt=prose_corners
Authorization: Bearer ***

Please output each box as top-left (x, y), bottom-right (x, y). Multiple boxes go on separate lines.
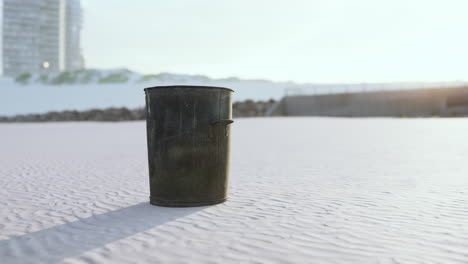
top-left (144, 85), bottom-right (234, 207)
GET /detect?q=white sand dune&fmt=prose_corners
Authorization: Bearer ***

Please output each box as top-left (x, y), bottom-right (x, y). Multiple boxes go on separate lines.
top-left (1, 118), bottom-right (468, 263)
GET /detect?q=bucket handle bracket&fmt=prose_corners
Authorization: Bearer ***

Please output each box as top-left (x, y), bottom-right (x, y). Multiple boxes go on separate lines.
top-left (210, 119), bottom-right (234, 136)
top-left (211, 119), bottom-right (234, 126)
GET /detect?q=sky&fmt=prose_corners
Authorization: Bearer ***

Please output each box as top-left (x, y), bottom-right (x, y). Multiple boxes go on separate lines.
top-left (82, 0), bottom-right (468, 83)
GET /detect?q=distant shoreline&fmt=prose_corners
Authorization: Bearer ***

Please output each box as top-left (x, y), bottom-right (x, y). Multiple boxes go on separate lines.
top-left (0, 99), bottom-right (276, 122)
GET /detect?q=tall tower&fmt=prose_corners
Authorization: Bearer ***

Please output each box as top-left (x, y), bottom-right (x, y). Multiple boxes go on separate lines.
top-left (2, 0), bottom-right (60, 76)
top-left (1, 0), bottom-right (83, 77)
top-left (60, 0), bottom-right (83, 71)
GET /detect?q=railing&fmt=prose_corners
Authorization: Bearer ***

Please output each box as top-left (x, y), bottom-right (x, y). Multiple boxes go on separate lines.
top-left (284, 82), bottom-right (468, 97)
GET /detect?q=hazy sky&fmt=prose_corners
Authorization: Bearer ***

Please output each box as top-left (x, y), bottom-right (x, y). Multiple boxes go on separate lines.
top-left (82, 0), bottom-right (468, 83)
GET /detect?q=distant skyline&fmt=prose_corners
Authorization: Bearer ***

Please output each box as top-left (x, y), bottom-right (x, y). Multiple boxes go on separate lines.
top-left (82, 0), bottom-right (468, 83)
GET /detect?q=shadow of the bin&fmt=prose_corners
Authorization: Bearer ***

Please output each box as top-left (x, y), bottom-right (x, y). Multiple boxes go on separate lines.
top-left (0, 202), bottom-right (204, 264)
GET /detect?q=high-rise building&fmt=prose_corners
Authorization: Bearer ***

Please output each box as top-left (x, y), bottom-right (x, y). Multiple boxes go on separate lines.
top-left (62, 0), bottom-right (83, 71)
top-left (0, 0), bottom-right (83, 76)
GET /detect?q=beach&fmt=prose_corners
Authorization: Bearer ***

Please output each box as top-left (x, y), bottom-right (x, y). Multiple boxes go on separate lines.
top-left (1, 118), bottom-right (467, 263)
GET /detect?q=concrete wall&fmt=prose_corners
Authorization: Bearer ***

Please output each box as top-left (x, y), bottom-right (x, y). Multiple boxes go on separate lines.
top-left (278, 86), bottom-right (468, 117)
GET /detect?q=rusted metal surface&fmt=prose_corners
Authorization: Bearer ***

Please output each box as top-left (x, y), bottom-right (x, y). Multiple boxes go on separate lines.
top-left (144, 85), bottom-right (233, 207)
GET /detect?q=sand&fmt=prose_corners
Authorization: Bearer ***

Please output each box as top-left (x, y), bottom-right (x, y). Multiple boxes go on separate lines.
top-left (1, 118), bottom-right (467, 263)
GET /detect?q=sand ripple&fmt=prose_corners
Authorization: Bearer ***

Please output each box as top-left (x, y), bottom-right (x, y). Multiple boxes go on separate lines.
top-left (1, 119), bottom-right (468, 263)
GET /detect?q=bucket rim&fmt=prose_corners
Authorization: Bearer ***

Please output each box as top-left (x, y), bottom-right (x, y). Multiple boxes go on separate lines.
top-left (144, 85), bottom-right (234, 93)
